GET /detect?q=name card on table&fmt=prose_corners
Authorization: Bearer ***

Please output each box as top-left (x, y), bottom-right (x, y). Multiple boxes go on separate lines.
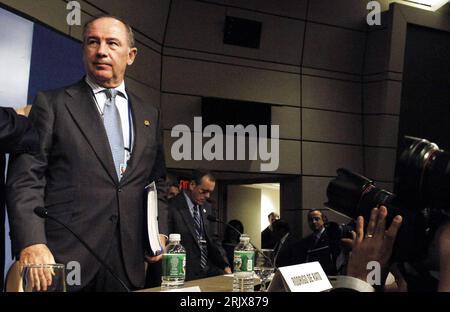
top-left (268, 262), bottom-right (332, 292)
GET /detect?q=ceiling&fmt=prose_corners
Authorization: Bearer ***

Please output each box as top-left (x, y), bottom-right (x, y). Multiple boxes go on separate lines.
top-left (80, 0), bottom-right (449, 49)
top-left (392, 0), bottom-right (449, 11)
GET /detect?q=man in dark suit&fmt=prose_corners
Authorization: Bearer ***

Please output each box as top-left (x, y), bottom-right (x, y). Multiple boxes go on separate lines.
top-left (261, 212), bottom-right (279, 249)
top-left (0, 106), bottom-right (39, 292)
top-left (6, 15), bottom-right (166, 291)
top-left (299, 210), bottom-right (340, 275)
top-left (272, 219), bottom-right (302, 268)
top-left (167, 170), bottom-right (231, 281)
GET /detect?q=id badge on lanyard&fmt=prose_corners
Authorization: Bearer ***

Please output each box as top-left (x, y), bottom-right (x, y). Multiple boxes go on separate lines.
top-left (119, 104), bottom-right (133, 178)
top-left (120, 149), bottom-right (131, 177)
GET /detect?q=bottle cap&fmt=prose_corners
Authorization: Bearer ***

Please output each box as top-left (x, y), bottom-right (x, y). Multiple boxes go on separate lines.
top-left (239, 234), bottom-right (250, 241)
top-left (169, 233), bottom-right (181, 241)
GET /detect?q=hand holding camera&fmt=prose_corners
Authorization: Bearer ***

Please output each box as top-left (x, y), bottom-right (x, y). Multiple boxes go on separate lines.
top-left (326, 136), bottom-right (450, 291)
top-left (342, 206), bottom-right (402, 286)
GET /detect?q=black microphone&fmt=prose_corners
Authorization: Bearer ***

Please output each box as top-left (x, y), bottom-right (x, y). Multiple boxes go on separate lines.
top-left (34, 207), bottom-right (131, 292)
top-left (206, 215), bottom-right (274, 267)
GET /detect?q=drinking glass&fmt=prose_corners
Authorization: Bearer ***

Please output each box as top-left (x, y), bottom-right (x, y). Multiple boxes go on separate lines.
top-left (22, 263), bottom-right (66, 292)
top-left (254, 249), bottom-right (275, 292)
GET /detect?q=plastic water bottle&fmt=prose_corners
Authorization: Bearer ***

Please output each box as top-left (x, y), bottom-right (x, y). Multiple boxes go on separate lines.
top-left (233, 234), bottom-right (255, 292)
top-left (161, 233), bottom-right (186, 289)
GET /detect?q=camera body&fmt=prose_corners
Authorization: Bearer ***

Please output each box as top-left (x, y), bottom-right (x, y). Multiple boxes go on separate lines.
top-left (326, 136), bottom-right (450, 290)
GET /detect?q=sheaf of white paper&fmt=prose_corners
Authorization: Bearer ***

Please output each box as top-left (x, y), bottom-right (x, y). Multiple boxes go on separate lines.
top-left (147, 182), bottom-right (163, 255)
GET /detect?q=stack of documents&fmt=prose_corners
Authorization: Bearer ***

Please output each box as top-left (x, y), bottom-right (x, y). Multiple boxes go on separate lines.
top-left (146, 182), bottom-right (163, 256)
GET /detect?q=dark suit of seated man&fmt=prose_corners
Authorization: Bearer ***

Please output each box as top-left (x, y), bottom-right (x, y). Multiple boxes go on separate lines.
top-left (167, 170), bottom-right (231, 281)
top-left (299, 210), bottom-right (340, 275)
top-left (272, 219), bottom-right (302, 268)
top-left (261, 212), bottom-right (279, 249)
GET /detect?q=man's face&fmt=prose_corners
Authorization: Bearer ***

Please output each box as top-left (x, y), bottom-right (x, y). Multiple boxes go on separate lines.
top-left (167, 186), bottom-right (180, 200)
top-left (308, 210), bottom-right (325, 232)
top-left (269, 213), bottom-right (279, 225)
top-left (190, 177), bottom-right (215, 206)
top-left (83, 17), bottom-right (137, 88)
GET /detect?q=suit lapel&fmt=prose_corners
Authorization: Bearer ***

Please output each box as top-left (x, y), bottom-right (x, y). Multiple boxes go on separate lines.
top-left (64, 81), bottom-right (118, 183)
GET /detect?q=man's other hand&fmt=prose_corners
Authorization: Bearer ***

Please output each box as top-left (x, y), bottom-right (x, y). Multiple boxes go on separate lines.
top-left (15, 105), bottom-right (32, 117)
top-left (19, 244), bottom-right (56, 291)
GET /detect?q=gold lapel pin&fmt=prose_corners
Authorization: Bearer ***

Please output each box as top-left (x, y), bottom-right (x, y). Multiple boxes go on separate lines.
top-left (144, 120), bottom-right (150, 127)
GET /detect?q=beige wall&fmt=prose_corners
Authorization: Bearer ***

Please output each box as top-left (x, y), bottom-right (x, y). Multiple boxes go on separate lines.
top-left (363, 10), bottom-right (397, 193)
top-left (226, 185), bottom-right (261, 248)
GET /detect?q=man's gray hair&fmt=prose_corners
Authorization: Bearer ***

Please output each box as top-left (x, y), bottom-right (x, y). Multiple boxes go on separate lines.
top-left (83, 14), bottom-right (135, 48)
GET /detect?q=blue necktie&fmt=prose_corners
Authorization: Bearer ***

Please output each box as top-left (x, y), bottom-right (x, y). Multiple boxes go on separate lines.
top-left (193, 205), bottom-right (208, 269)
top-left (313, 233), bottom-right (321, 246)
top-left (103, 89), bottom-right (124, 180)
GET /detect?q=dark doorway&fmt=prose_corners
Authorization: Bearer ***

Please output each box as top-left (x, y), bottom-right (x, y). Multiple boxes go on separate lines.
top-left (399, 24), bottom-right (450, 150)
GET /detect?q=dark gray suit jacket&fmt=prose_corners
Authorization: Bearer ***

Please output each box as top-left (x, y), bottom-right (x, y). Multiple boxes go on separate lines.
top-left (167, 193), bottom-right (229, 281)
top-left (6, 80), bottom-right (166, 289)
top-left (0, 107), bottom-right (39, 292)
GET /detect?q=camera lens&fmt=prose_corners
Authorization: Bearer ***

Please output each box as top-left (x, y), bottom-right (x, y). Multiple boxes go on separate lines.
top-left (326, 168), bottom-right (395, 220)
top-left (394, 136), bottom-right (450, 214)
top-left (395, 136), bottom-right (440, 207)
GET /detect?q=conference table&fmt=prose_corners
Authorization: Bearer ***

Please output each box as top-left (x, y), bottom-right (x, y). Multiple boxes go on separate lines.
top-left (140, 274), bottom-right (259, 292)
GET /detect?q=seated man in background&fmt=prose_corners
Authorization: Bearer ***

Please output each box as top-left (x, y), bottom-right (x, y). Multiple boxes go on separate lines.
top-left (272, 219), bottom-right (302, 268)
top-left (299, 209), bottom-right (340, 275)
top-left (167, 170), bottom-right (231, 280)
top-left (166, 182), bottom-right (180, 201)
top-left (261, 212), bottom-right (279, 249)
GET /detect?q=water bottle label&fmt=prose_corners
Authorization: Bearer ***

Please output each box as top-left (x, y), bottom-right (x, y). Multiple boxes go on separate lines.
top-left (234, 251), bottom-right (254, 272)
top-left (162, 254), bottom-right (186, 278)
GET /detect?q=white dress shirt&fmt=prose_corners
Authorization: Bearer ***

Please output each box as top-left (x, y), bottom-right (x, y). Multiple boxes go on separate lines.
top-left (85, 76), bottom-right (134, 162)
